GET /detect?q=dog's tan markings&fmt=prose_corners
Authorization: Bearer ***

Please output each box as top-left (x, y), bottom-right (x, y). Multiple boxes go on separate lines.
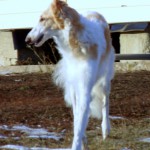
top-left (51, 0), bottom-right (66, 29)
top-left (86, 12), bottom-right (112, 62)
top-left (89, 43), bottom-right (98, 59)
top-left (100, 26), bottom-right (111, 63)
top-left (50, 0), bottom-right (99, 59)
top-left (51, 0), bottom-right (81, 27)
top-left (105, 27), bottom-right (111, 55)
top-left (69, 18), bottom-right (84, 58)
top-left (40, 8), bottom-right (61, 30)
top-left (86, 13), bottom-right (106, 23)
top-left (51, 0), bottom-right (88, 58)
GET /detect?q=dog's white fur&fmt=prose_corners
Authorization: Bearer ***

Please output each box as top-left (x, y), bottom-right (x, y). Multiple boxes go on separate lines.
top-left (26, 0), bottom-right (115, 149)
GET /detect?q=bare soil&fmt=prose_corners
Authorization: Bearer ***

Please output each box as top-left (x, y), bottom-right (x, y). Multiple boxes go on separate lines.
top-left (0, 71), bottom-right (150, 132)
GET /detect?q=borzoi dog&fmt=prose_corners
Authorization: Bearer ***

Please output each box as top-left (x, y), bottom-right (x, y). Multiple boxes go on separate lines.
top-left (26, 0), bottom-right (115, 149)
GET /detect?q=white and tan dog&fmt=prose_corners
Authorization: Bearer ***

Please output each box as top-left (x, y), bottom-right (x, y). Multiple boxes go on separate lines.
top-left (26, 0), bottom-right (115, 149)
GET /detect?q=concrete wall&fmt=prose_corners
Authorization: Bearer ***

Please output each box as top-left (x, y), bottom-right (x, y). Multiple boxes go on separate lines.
top-left (0, 30), bottom-right (150, 66)
top-left (120, 32), bottom-right (150, 62)
top-left (0, 31), bottom-right (17, 66)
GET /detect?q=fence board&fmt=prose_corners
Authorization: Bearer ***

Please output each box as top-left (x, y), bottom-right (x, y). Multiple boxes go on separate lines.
top-left (115, 54), bottom-right (150, 60)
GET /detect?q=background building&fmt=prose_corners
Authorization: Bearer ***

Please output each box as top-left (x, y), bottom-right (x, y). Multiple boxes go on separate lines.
top-left (0, 0), bottom-right (150, 66)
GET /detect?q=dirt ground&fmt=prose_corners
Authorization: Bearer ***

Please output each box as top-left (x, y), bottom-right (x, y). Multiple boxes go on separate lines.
top-left (0, 71), bottom-right (150, 132)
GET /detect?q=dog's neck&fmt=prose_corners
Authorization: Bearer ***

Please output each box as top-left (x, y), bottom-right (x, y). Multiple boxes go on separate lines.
top-left (53, 21), bottom-right (80, 57)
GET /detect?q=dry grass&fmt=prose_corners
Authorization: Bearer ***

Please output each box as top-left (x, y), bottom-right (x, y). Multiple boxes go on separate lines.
top-left (88, 119), bottom-right (150, 150)
top-left (0, 71), bottom-right (150, 149)
top-left (0, 119), bottom-right (149, 149)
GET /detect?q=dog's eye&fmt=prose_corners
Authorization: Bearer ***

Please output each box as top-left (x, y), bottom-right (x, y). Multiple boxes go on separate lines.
top-left (40, 17), bottom-right (45, 22)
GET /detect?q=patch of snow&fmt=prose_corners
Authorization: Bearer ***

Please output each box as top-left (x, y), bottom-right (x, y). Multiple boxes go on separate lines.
top-left (14, 79), bottom-right (22, 82)
top-left (31, 148), bottom-right (71, 150)
top-left (0, 135), bottom-right (7, 139)
top-left (139, 137), bottom-right (150, 143)
top-left (0, 145), bottom-right (71, 150)
top-left (28, 135), bottom-right (61, 141)
top-left (121, 148), bottom-right (131, 150)
top-left (0, 145), bottom-right (29, 150)
top-left (0, 125), bottom-right (63, 141)
top-left (109, 115), bottom-right (125, 120)
top-left (0, 125), bottom-right (9, 130)
top-left (13, 137), bottom-right (20, 140)
top-left (0, 71), bottom-right (12, 75)
top-left (12, 125), bottom-right (62, 141)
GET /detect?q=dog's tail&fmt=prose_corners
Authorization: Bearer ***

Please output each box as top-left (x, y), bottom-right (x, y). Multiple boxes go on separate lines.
top-left (90, 82), bottom-right (103, 119)
top-left (90, 96), bottom-right (103, 119)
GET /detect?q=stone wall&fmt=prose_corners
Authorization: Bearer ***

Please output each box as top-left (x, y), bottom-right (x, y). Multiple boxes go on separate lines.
top-left (0, 30), bottom-right (150, 66)
top-left (0, 31), bottom-right (17, 66)
top-left (120, 32), bottom-right (150, 62)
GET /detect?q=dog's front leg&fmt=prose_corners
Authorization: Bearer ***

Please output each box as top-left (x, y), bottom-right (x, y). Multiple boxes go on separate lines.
top-left (82, 134), bottom-right (89, 150)
top-left (72, 83), bottom-right (91, 150)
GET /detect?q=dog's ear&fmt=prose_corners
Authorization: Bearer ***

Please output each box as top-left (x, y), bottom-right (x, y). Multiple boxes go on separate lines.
top-left (54, 0), bottom-right (67, 9)
top-left (51, 0), bottom-right (67, 17)
top-left (51, 0), bottom-right (81, 26)
top-left (51, 0), bottom-right (68, 29)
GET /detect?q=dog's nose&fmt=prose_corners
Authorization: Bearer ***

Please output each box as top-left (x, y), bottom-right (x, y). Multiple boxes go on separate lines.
top-left (25, 37), bottom-right (32, 45)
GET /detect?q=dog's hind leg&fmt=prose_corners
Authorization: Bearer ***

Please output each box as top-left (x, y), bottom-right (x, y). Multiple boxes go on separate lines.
top-left (91, 77), bottom-right (111, 140)
top-left (100, 80), bottom-right (111, 140)
top-left (101, 91), bottom-right (111, 140)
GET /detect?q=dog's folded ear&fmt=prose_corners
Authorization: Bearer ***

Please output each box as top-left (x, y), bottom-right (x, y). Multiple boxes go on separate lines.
top-left (50, 0), bottom-right (68, 29)
top-left (51, 0), bottom-right (80, 28)
top-left (51, 0), bottom-right (67, 14)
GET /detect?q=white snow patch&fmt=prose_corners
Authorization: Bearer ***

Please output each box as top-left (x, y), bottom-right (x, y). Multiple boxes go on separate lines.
top-left (121, 148), bottom-right (131, 150)
top-left (0, 135), bottom-right (7, 139)
top-left (0, 145), bottom-right (71, 150)
top-left (0, 145), bottom-right (29, 150)
top-left (0, 125), bottom-right (9, 130)
top-left (14, 79), bottom-right (22, 82)
top-left (109, 115), bottom-right (125, 120)
top-left (0, 70), bottom-right (12, 75)
top-left (139, 137), bottom-right (150, 143)
top-left (0, 125), bottom-right (62, 141)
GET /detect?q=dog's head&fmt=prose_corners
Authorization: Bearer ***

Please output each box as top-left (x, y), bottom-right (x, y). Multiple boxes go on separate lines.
top-left (25, 0), bottom-right (80, 47)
